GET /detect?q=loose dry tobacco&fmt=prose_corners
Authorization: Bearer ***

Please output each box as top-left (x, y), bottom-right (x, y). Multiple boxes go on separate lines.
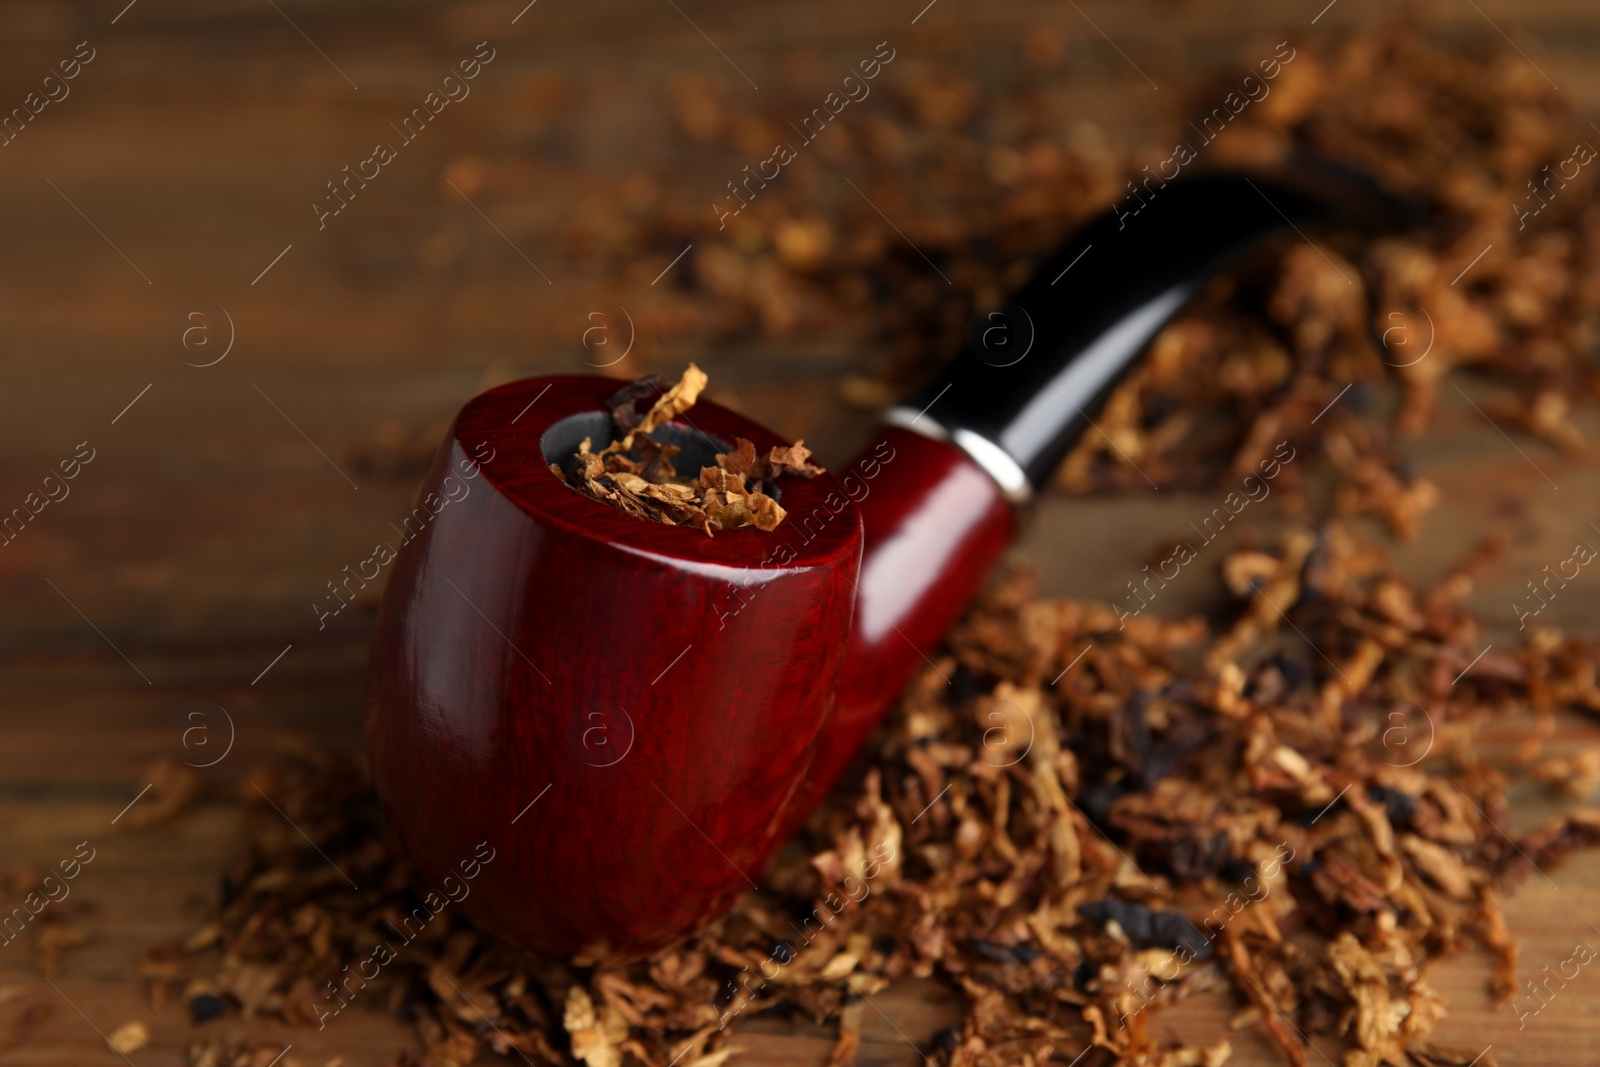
top-left (553, 20), bottom-right (1600, 507)
top-left (107, 1019), bottom-right (151, 1055)
top-left (552, 364), bottom-right (824, 535)
top-left (148, 523), bottom-right (1600, 1067)
top-left (134, 20), bottom-right (1600, 1067)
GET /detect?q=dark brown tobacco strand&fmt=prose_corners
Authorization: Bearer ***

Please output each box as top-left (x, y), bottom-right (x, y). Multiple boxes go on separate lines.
top-left (555, 364), bottom-right (822, 535)
top-left (129, 24), bottom-right (1600, 1067)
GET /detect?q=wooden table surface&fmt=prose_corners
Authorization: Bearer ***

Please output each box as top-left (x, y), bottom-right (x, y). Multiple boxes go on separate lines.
top-left (5, 1), bottom-right (1600, 1063)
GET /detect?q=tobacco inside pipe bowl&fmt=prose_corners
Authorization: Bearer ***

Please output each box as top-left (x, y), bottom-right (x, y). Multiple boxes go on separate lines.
top-left (542, 412), bottom-right (735, 483)
top-left (366, 169), bottom-right (1410, 963)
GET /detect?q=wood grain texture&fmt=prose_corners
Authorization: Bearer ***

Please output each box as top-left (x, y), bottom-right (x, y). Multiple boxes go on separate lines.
top-left (3, 0), bottom-right (1600, 1063)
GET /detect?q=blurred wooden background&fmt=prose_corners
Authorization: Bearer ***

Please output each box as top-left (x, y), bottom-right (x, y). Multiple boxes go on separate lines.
top-left (5, 0), bottom-right (1600, 1063)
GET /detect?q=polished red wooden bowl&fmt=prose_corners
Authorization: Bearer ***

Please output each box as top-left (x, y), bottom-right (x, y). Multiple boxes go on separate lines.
top-left (368, 376), bottom-right (872, 961)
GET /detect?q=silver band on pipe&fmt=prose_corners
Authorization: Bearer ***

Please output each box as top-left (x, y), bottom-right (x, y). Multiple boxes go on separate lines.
top-left (882, 406), bottom-right (1032, 506)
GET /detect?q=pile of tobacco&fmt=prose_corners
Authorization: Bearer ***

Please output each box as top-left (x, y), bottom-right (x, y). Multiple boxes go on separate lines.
top-left (135, 21), bottom-right (1600, 1067)
top-left (551, 363), bottom-right (825, 534)
top-left (152, 529), bottom-right (1600, 1067)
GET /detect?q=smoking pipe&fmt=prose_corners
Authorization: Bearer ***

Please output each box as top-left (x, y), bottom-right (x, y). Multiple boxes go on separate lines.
top-left (367, 171), bottom-right (1405, 962)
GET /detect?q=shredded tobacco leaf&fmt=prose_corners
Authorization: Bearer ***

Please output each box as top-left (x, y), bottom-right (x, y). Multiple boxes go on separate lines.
top-left (552, 364), bottom-right (824, 535)
top-left (143, 524), bottom-right (1600, 1067)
